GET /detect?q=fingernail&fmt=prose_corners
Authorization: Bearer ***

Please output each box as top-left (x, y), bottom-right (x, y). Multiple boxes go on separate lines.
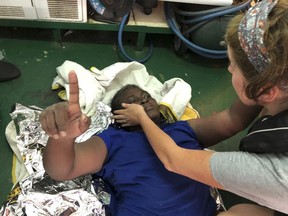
top-left (81, 114), bottom-right (87, 122)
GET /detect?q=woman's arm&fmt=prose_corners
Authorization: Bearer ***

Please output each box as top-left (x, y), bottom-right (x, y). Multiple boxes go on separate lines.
top-left (188, 99), bottom-right (262, 147)
top-left (141, 119), bottom-right (221, 187)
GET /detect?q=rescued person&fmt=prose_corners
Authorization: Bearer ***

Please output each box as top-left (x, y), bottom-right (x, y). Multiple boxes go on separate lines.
top-left (40, 74), bottom-right (216, 216)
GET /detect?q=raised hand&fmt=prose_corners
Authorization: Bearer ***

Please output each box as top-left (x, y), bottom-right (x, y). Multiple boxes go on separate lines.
top-left (40, 71), bottom-right (91, 139)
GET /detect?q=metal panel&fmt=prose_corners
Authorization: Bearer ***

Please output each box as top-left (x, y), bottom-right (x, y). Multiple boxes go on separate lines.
top-left (0, 0), bottom-right (37, 19)
top-left (32, 0), bottom-right (87, 22)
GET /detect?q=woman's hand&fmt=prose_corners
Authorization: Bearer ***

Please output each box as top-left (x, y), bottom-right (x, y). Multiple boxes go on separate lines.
top-left (39, 71), bottom-right (91, 139)
top-left (112, 103), bottom-right (147, 127)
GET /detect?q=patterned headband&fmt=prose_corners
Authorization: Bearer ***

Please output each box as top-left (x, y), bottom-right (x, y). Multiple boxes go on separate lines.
top-left (238, 0), bottom-right (278, 73)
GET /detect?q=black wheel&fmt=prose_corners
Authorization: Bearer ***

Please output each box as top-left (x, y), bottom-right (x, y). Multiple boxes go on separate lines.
top-left (173, 24), bottom-right (190, 56)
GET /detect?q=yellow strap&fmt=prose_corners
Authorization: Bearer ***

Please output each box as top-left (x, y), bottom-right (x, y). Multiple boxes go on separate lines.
top-left (11, 154), bottom-right (17, 184)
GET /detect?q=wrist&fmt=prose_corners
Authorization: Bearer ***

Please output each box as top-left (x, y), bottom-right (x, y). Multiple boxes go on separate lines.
top-left (139, 112), bottom-right (151, 125)
top-left (48, 135), bottom-right (76, 145)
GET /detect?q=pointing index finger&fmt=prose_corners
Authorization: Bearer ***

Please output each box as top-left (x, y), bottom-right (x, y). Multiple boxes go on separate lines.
top-left (68, 71), bottom-right (79, 106)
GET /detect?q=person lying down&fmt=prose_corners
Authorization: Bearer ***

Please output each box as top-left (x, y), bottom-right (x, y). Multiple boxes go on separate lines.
top-left (40, 71), bottom-right (219, 216)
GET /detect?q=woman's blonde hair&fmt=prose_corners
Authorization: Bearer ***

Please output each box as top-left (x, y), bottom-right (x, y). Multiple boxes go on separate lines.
top-left (225, 0), bottom-right (288, 100)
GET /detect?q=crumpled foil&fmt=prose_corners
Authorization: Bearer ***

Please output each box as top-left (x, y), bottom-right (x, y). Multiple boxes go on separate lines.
top-left (1, 103), bottom-right (226, 215)
top-left (210, 187), bottom-right (226, 213)
top-left (1, 102), bottom-right (112, 216)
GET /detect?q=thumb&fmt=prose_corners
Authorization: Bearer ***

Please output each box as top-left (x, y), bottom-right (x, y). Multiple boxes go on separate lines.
top-left (79, 114), bottom-right (91, 132)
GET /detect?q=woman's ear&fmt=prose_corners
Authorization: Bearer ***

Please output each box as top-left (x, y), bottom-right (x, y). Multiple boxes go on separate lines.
top-left (257, 85), bottom-right (279, 103)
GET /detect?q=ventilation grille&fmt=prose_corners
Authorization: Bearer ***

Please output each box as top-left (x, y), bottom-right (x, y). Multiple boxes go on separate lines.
top-left (47, 0), bottom-right (79, 19)
top-left (0, 6), bottom-right (24, 17)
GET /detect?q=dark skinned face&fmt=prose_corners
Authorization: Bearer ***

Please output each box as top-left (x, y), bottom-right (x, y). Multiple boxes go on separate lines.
top-left (121, 87), bottom-right (161, 124)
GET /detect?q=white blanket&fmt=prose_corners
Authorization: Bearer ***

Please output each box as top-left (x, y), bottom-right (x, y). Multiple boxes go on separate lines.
top-left (53, 60), bottom-right (192, 120)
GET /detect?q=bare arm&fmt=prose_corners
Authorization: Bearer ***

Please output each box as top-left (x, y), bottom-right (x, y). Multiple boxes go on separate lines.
top-left (139, 117), bottom-right (220, 188)
top-left (42, 135), bottom-right (107, 181)
top-left (40, 71), bottom-right (107, 181)
top-left (188, 99), bottom-right (262, 147)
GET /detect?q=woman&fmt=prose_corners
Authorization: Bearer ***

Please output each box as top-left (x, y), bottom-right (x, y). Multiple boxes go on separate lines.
top-left (112, 0), bottom-right (288, 215)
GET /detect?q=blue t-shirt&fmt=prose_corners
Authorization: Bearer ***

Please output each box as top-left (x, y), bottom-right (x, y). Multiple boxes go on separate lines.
top-left (96, 121), bottom-right (216, 216)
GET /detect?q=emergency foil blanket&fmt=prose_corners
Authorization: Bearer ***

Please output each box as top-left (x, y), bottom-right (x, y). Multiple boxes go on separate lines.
top-left (0, 103), bottom-right (226, 215)
top-left (0, 103), bottom-right (112, 216)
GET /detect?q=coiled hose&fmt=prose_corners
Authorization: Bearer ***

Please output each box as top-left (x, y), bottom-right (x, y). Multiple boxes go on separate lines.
top-left (117, 13), bottom-right (153, 63)
top-left (164, 0), bottom-right (252, 59)
top-left (118, 0), bottom-right (251, 62)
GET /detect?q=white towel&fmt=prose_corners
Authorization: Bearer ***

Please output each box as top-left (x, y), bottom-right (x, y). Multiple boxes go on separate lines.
top-left (54, 60), bottom-right (192, 120)
top-left (54, 61), bottom-right (105, 117)
top-left (160, 78), bottom-right (192, 120)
